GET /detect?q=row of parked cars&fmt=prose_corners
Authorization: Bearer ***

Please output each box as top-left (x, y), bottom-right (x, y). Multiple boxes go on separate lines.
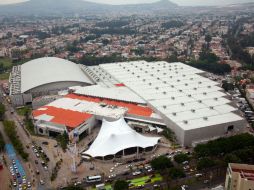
top-left (10, 159), bottom-right (31, 190)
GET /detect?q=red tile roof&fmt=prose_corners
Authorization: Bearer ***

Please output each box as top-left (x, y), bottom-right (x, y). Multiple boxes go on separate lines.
top-left (65, 94), bottom-right (153, 117)
top-left (33, 106), bottom-right (92, 129)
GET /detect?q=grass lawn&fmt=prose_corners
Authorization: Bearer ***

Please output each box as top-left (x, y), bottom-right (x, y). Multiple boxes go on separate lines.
top-left (129, 174), bottom-right (163, 187)
top-left (17, 106), bottom-right (32, 116)
top-left (0, 72), bottom-right (9, 80)
top-left (0, 58), bottom-right (12, 68)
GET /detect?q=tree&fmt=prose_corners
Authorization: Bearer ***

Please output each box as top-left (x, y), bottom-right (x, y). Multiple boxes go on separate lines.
top-left (63, 186), bottom-right (84, 190)
top-left (114, 180), bottom-right (129, 190)
top-left (197, 157), bottom-right (216, 170)
top-left (151, 156), bottom-right (173, 171)
top-left (168, 167), bottom-right (186, 179)
top-left (205, 34), bottom-right (212, 49)
top-left (174, 153), bottom-right (190, 164)
top-left (0, 131), bottom-right (5, 152)
top-left (57, 131), bottom-right (69, 151)
top-left (0, 103), bottom-right (5, 121)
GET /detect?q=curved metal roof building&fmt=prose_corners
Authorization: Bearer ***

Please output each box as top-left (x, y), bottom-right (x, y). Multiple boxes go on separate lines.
top-left (20, 57), bottom-right (93, 93)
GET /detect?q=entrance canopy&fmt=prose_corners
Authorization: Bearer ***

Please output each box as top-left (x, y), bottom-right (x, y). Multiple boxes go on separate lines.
top-left (84, 117), bottom-right (160, 157)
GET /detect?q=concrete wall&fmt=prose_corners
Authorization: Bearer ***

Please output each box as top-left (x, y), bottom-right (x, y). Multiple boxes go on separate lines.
top-left (10, 93), bottom-right (32, 107)
top-left (26, 81), bottom-right (89, 97)
top-left (185, 119), bottom-right (246, 147)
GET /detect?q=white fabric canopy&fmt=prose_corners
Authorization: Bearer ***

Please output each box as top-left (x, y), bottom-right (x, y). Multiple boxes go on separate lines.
top-left (84, 117), bottom-right (160, 157)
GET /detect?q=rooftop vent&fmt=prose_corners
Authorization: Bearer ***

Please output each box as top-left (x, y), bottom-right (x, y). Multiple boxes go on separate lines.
top-left (163, 105), bottom-right (167, 109)
top-left (137, 75), bottom-right (140, 78)
top-left (203, 117), bottom-right (208, 121)
top-left (179, 89), bottom-right (183, 92)
top-left (191, 109), bottom-right (195, 113)
top-left (170, 76), bottom-right (173, 78)
top-left (177, 79), bottom-right (180, 82)
top-left (183, 120), bottom-right (188, 124)
top-left (214, 97), bottom-right (218, 101)
top-left (171, 85), bottom-right (174, 88)
top-left (163, 81), bottom-right (167, 84)
top-left (176, 71), bottom-right (179, 74)
top-left (143, 79), bottom-right (146, 82)
top-left (208, 85), bottom-right (211, 88)
top-left (132, 72), bottom-right (135, 75)
top-left (171, 97), bottom-right (175, 100)
top-left (163, 91), bottom-right (167, 95)
top-left (163, 73), bottom-right (166, 75)
top-left (182, 74), bottom-right (186, 77)
top-left (157, 70), bottom-right (160, 72)
top-left (181, 103), bottom-right (185, 106)
top-left (198, 100), bottom-right (202, 103)
top-left (155, 87), bottom-right (159, 90)
top-left (145, 71), bottom-right (148, 73)
top-left (151, 74), bottom-right (154, 77)
top-left (149, 83), bottom-right (152, 86)
top-left (188, 94), bottom-right (192, 97)
top-left (198, 81), bottom-right (202, 84)
top-left (190, 78), bottom-right (193, 80)
top-left (193, 87), bottom-right (197, 90)
top-left (185, 83), bottom-right (188, 86)
top-left (210, 106), bottom-right (214, 110)
top-left (172, 112), bottom-right (177, 116)
top-left (203, 92), bottom-right (207, 95)
top-left (157, 77), bottom-right (160, 80)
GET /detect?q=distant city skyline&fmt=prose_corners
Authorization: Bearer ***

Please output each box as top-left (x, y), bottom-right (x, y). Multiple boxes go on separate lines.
top-left (0, 0), bottom-right (253, 6)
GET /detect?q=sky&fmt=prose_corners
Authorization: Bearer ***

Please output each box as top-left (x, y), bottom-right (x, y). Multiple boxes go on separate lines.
top-left (0, 0), bottom-right (253, 6)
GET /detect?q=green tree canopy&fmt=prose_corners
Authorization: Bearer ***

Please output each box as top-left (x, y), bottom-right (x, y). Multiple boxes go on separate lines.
top-left (174, 153), bottom-right (190, 164)
top-left (151, 156), bottom-right (173, 171)
top-left (0, 103), bottom-right (5, 121)
top-left (114, 180), bottom-right (129, 190)
top-left (168, 167), bottom-right (186, 179)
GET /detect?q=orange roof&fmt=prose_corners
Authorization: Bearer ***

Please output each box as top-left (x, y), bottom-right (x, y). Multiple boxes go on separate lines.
top-left (115, 83), bottom-right (125, 87)
top-left (33, 106), bottom-right (92, 129)
top-left (65, 94), bottom-right (153, 117)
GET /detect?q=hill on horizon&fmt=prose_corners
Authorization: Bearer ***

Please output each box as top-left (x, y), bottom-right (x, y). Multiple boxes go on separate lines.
top-left (0, 0), bottom-right (179, 16)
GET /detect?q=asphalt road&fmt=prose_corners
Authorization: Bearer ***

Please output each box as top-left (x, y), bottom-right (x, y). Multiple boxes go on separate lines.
top-left (0, 87), bottom-right (51, 190)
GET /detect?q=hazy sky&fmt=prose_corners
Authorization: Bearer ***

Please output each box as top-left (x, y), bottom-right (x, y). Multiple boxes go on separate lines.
top-left (0, 0), bottom-right (253, 6)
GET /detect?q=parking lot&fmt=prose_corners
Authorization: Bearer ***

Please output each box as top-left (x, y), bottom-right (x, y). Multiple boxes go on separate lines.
top-left (5, 144), bottom-right (32, 190)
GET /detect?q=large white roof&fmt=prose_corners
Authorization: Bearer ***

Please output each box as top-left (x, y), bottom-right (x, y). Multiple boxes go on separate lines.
top-left (46, 97), bottom-right (127, 119)
top-left (69, 85), bottom-right (146, 104)
top-left (84, 117), bottom-right (160, 157)
top-left (21, 57), bottom-right (93, 93)
top-left (100, 61), bottom-right (244, 130)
